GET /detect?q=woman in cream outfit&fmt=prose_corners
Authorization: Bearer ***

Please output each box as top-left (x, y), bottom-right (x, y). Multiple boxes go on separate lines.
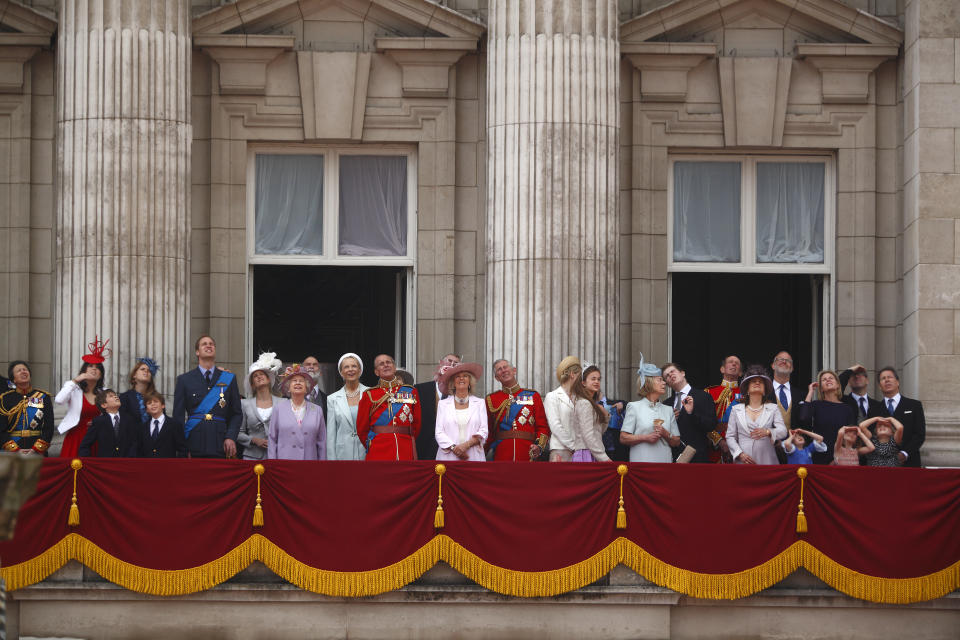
top-left (325, 353), bottom-right (369, 460)
top-left (434, 362), bottom-right (487, 462)
top-left (725, 365), bottom-right (787, 465)
top-left (544, 356), bottom-right (611, 462)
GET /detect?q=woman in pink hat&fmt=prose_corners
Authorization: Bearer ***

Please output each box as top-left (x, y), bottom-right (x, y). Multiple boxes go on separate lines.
top-left (434, 362), bottom-right (488, 462)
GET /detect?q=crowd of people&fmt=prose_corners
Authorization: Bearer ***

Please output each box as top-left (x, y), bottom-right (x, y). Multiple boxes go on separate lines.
top-left (0, 335), bottom-right (926, 468)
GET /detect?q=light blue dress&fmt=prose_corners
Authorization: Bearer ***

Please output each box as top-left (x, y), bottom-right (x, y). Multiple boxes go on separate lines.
top-left (325, 385), bottom-right (369, 460)
top-left (620, 397), bottom-right (679, 463)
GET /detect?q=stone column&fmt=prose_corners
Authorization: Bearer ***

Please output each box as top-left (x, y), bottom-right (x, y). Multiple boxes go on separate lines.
top-left (485, 0), bottom-right (620, 395)
top-left (55, 0), bottom-right (191, 397)
top-left (900, 0), bottom-right (960, 465)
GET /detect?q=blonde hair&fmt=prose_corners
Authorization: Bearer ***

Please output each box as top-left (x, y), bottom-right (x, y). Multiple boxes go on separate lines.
top-left (452, 371), bottom-right (476, 393)
top-left (636, 375), bottom-right (659, 398)
top-left (817, 369), bottom-right (841, 402)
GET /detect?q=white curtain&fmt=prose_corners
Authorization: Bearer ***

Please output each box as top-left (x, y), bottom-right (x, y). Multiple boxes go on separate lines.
top-left (756, 162), bottom-right (824, 263)
top-left (338, 156), bottom-right (407, 256)
top-left (673, 161), bottom-right (741, 262)
top-left (255, 154), bottom-right (324, 255)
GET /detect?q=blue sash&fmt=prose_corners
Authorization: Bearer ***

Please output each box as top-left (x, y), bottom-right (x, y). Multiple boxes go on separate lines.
top-left (367, 386), bottom-right (415, 447)
top-left (184, 371), bottom-right (234, 438)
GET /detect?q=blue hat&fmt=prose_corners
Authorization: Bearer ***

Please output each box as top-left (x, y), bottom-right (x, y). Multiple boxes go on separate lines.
top-left (635, 352), bottom-right (661, 388)
top-left (137, 357), bottom-right (159, 377)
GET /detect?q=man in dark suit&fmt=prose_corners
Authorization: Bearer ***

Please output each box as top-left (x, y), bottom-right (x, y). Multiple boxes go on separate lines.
top-left (771, 351), bottom-right (805, 428)
top-left (663, 363), bottom-right (717, 463)
top-left (139, 391), bottom-right (187, 458)
top-left (838, 363), bottom-right (884, 421)
top-left (173, 335), bottom-right (242, 458)
top-left (877, 366), bottom-right (925, 467)
top-left (78, 389), bottom-right (140, 457)
top-left (301, 356), bottom-right (328, 421)
top-left (414, 353), bottom-right (461, 460)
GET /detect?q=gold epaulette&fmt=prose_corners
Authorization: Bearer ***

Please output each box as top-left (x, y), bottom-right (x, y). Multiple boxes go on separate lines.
top-left (2, 440), bottom-right (19, 452)
top-left (32, 439), bottom-right (49, 453)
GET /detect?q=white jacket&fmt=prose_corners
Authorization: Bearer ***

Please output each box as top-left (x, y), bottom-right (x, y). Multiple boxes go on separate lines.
top-left (54, 380), bottom-right (85, 434)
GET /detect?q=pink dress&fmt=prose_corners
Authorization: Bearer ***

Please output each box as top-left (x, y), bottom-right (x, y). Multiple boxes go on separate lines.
top-left (833, 446), bottom-right (860, 466)
top-left (61, 395), bottom-right (99, 459)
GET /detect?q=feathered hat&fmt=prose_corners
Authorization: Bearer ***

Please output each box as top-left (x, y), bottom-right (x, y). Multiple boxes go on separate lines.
top-left (635, 352), bottom-right (661, 388)
top-left (82, 336), bottom-right (112, 364)
top-left (245, 352), bottom-right (283, 396)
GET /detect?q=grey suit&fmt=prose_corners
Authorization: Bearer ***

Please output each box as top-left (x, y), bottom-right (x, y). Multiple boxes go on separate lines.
top-left (238, 396), bottom-right (278, 460)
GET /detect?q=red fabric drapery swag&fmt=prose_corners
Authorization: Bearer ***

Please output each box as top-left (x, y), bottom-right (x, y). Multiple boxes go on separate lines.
top-left (0, 459), bottom-right (957, 603)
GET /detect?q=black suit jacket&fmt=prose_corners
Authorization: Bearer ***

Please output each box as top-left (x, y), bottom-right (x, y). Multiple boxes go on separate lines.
top-left (837, 369), bottom-right (884, 420)
top-left (79, 413), bottom-right (140, 457)
top-left (883, 396), bottom-right (925, 467)
top-left (173, 367), bottom-right (242, 458)
top-left (668, 387), bottom-right (716, 463)
top-left (139, 414), bottom-right (187, 458)
top-left (414, 380), bottom-right (442, 460)
top-left (119, 389), bottom-right (146, 423)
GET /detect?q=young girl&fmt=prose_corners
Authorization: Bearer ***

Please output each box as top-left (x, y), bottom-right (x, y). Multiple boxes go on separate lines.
top-left (781, 428), bottom-right (827, 465)
top-left (833, 425), bottom-right (874, 466)
top-left (859, 416), bottom-right (904, 467)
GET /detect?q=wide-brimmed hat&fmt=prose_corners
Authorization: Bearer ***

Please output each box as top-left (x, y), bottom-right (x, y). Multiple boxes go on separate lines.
top-left (555, 356), bottom-right (582, 383)
top-left (740, 364), bottom-right (773, 399)
top-left (436, 362), bottom-right (483, 395)
top-left (246, 352), bottom-right (282, 396)
top-left (280, 363), bottom-right (316, 395)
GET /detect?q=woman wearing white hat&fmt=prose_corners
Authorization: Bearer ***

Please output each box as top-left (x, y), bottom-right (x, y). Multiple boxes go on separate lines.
top-left (238, 352), bottom-right (282, 461)
top-left (325, 353), bottom-right (369, 460)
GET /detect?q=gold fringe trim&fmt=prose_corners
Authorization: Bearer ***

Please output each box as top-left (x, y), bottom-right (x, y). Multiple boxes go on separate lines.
top-left (1, 535), bottom-right (957, 604)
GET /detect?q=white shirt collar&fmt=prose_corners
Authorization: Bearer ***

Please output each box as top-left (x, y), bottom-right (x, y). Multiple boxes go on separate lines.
top-left (884, 393), bottom-right (901, 408)
top-left (775, 380), bottom-right (791, 391)
top-left (678, 383), bottom-right (691, 396)
top-left (149, 414), bottom-right (165, 427)
top-left (852, 391), bottom-right (869, 402)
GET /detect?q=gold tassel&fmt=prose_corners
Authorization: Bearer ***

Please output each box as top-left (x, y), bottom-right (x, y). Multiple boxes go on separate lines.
top-left (434, 464), bottom-right (446, 529)
top-left (68, 459), bottom-right (82, 527)
top-left (796, 467), bottom-right (808, 534)
top-left (253, 464), bottom-right (265, 528)
top-left (616, 464), bottom-right (628, 529)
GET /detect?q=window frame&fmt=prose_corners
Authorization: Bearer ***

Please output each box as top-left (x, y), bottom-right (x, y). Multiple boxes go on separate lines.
top-left (246, 144), bottom-right (418, 266)
top-left (667, 153), bottom-right (834, 274)
top-left (244, 144), bottom-right (418, 372)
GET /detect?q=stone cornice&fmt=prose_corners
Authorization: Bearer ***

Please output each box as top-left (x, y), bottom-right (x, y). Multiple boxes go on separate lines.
top-left (378, 38), bottom-right (478, 98)
top-left (0, 0), bottom-right (57, 35)
top-left (623, 42), bottom-right (718, 103)
top-left (198, 35), bottom-right (296, 96)
top-left (796, 43), bottom-right (899, 103)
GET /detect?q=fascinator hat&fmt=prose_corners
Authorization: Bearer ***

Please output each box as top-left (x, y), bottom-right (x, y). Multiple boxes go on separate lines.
top-left (82, 336), bottom-right (112, 364)
top-left (555, 356), bottom-right (582, 383)
top-left (246, 352), bottom-right (283, 396)
top-left (136, 357), bottom-right (159, 377)
top-left (635, 352), bottom-right (662, 388)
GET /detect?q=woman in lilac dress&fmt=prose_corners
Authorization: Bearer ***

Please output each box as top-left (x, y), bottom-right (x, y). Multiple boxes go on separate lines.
top-left (268, 364), bottom-right (326, 460)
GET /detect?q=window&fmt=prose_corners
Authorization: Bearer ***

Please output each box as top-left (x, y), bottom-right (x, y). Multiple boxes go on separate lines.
top-left (248, 147), bottom-right (416, 264)
top-left (668, 155), bottom-right (832, 273)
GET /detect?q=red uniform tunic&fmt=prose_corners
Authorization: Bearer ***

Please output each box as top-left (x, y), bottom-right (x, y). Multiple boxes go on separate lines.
top-left (484, 385), bottom-right (549, 461)
top-left (704, 380), bottom-right (740, 463)
top-left (357, 379), bottom-right (421, 461)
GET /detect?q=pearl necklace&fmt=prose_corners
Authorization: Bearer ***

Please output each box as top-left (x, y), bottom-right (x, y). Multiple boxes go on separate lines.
top-left (345, 386), bottom-right (362, 399)
top-left (454, 394), bottom-right (469, 406)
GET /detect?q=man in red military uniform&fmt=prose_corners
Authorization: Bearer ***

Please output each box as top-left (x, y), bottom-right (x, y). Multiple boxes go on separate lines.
top-left (704, 354), bottom-right (741, 463)
top-left (357, 354), bottom-right (421, 460)
top-left (485, 358), bottom-right (549, 461)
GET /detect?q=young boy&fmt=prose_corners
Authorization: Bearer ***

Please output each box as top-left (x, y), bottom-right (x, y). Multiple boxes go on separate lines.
top-left (78, 389), bottom-right (140, 457)
top-left (139, 391), bottom-right (187, 458)
top-left (781, 428), bottom-right (827, 465)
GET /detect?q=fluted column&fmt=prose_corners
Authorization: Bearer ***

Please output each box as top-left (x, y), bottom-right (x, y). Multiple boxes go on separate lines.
top-left (55, 0), bottom-right (191, 395)
top-left (486, 0), bottom-right (620, 394)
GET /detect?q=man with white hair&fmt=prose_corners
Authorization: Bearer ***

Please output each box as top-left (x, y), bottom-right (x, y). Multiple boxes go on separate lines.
top-left (300, 356), bottom-right (328, 421)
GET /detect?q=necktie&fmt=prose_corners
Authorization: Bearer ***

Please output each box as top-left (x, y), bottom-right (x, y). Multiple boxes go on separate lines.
top-left (112, 415), bottom-right (120, 438)
top-left (859, 397), bottom-right (867, 417)
top-left (204, 370), bottom-right (212, 387)
top-left (778, 385), bottom-right (789, 410)
top-left (887, 398), bottom-right (895, 415)
top-left (152, 419), bottom-right (160, 440)
top-left (675, 393), bottom-right (683, 409)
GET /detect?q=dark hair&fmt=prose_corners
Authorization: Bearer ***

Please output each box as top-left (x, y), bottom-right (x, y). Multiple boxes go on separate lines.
top-left (95, 388), bottom-right (118, 407)
top-left (127, 361), bottom-right (157, 394)
top-left (662, 362), bottom-right (682, 375)
top-left (194, 334), bottom-right (215, 352)
top-left (395, 369), bottom-right (415, 385)
top-left (77, 362), bottom-right (106, 394)
top-left (581, 365), bottom-right (602, 401)
top-left (741, 364), bottom-right (774, 403)
top-left (142, 390), bottom-right (165, 406)
top-left (7, 360), bottom-right (29, 380)
top-left (572, 377), bottom-right (607, 423)
top-left (878, 366), bottom-right (899, 381)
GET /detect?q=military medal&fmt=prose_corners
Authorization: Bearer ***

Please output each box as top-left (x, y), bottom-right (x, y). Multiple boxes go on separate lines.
top-left (218, 390), bottom-right (226, 408)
